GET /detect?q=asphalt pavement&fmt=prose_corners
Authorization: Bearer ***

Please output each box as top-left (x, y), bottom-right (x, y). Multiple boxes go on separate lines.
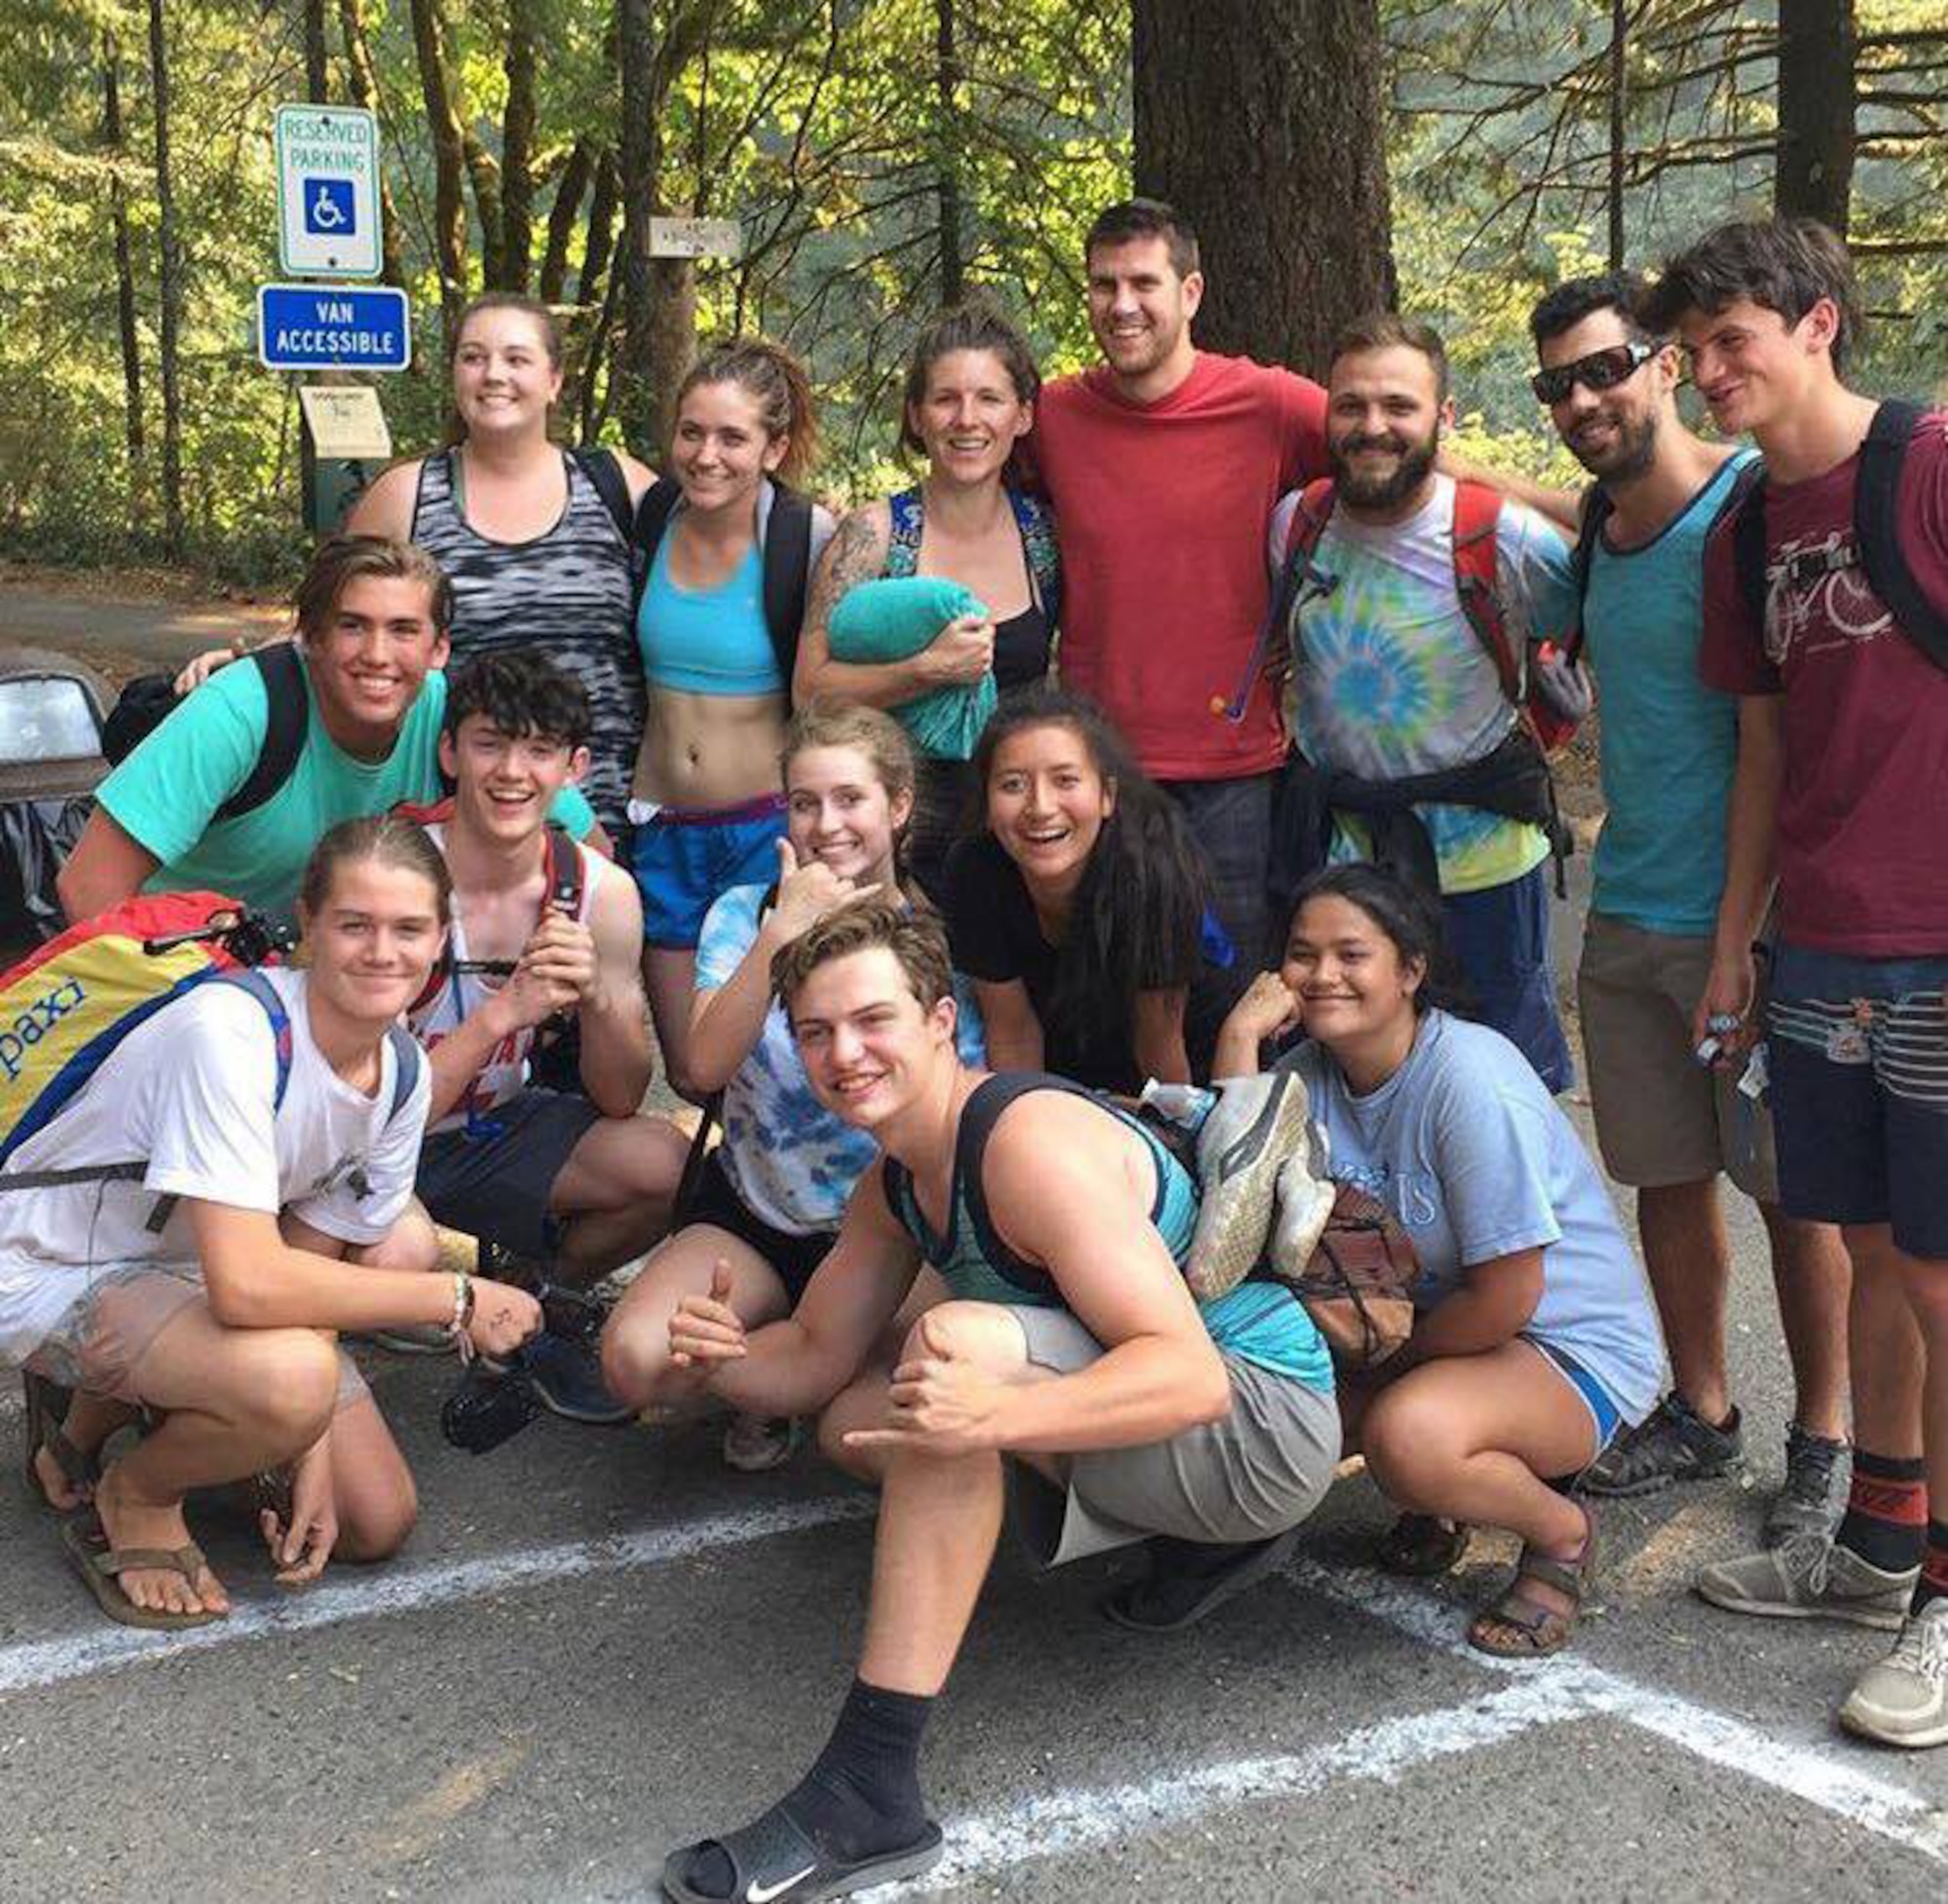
top-left (5, 592), bottom-right (1948, 1901)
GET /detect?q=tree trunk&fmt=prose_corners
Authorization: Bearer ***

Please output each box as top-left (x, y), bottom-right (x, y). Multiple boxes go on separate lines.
top-left (146, 0), bottom-right (185, 554)
top-left (1777, 0), bottom-right (1856, 233)
top-left (500, 0), bottom-right (541, 292)
top-left (464, 130), bottom-right (507, 288)
top-left (935, 0), bottom-right (964, 305)
top-left (1607, 0), bottom-right (1628, 270)
top-left (408, 0), bottom-right (469, 347)
top-left (540, 136), bottom-right (595, 305)
top-left (302, 0), bottom-right (329, 99)
top-left (580, 146), bottom-right (619, 310)
top-left (1131, 0), bottom-right (1394, 377)
top-left (101, 33), bottom-right (146, 518)
top-left (615, 0), bottom-right (657, 447)
top-left (645, 258), bottom-right (696, 459)
top-left (337, 0), bottom-right (404, 286)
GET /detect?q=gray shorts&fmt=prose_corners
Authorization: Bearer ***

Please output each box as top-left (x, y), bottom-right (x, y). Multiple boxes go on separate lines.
top-left (416, 1089), bottom-right (602, 1258)
top-left (1006, 1307), bottom-right (1341, 1569)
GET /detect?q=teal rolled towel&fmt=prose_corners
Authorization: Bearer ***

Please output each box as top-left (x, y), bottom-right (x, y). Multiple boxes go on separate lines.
top-left (828, 576), bottom-right (996, 761)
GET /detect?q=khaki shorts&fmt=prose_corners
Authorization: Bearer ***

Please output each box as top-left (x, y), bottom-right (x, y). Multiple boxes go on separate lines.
top-left (1577, 913), bottom-right (1778, 1200)
top-left (1005, 1306), bottom-right (1340, 1569)
top-left (23, 1269), bottom-right (368, 1412)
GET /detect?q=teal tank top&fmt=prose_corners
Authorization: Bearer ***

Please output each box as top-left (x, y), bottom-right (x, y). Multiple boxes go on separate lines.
top-left (883, 1074), bottom-right (1330, 1388)
top-left (637, 539), bottom-right (782, 695)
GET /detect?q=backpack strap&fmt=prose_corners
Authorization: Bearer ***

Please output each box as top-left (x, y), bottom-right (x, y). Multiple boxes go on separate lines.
top-left (1450, 479), bottom-right (1517, 703)
top-left (1729, 467), bottom-right (1773, 647)
top-left (1219, 478), bottom-right (1337, 725)
top-left (1855, 400), bottom-right (1948, 671)
top-left (1007, 486), bottom-right (1062, 627)
top-left (885, 487), bottom-right (924, 578)
top-left (384, 1022), bottom-right (422, 1126)
top-left (1565, 483), bottom-right (1614, 666)
top-left (761, 482), bottom-right (815, 693)
top-left (571, 446), bottom-right (634, 545)
top-left (631, 475), bottom-right (684, 584)
top-left (213, 644), bottom-right (310, 825)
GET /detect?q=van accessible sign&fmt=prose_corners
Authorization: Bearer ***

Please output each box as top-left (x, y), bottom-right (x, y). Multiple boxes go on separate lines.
top-left (275, 104), bottom-right (382, 279)
top-left (257, 283), bottom-right (411, 372)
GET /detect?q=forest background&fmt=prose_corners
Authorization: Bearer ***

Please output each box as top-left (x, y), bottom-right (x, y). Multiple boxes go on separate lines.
top-left (1, 0), bottom-right (1943, 584)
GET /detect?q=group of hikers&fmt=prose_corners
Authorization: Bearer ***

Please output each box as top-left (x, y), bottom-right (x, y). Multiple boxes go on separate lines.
top-left (3, 194), bottom-right (1945, 1902)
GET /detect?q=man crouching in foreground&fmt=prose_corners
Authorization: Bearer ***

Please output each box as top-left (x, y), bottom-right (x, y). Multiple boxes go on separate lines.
top-left (658, 902), bottom-right (1338, 1903)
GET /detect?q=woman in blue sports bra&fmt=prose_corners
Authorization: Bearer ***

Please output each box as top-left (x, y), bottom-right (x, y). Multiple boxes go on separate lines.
top-left (628, 340), bottom-right (835, 1099)
top-left (794, 300), bottom-right (1059, 901)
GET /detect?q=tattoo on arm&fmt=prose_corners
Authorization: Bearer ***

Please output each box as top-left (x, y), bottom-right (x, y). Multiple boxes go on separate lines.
top-left (805, 509), bottom-right (885, 627)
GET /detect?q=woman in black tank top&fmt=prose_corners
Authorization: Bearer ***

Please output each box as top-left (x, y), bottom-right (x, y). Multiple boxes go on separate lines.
top-left (794, 301), bottom-right (1061, 902)
top-left (345, 293), bottom-right (654, 834)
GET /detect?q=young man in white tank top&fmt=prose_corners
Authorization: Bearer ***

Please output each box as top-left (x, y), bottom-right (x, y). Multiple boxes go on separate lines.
top-left (372, 654), bottom-right (690, 1411)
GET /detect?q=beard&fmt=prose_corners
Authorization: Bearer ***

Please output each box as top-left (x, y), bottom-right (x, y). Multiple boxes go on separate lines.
top-left (1330, 429), bottom-right (1441, 510)
top-left (1567, 406), bottom-right (1659, 484)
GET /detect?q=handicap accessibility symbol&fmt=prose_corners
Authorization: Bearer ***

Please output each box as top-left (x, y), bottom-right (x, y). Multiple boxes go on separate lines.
top-left (303, 177), bottom-right (356, 237)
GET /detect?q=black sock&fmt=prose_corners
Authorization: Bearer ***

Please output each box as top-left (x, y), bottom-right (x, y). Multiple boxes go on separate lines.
top-left (1836, 1448), bottom-right (1927, 1574)
top-left (1913, 1518), bottom-right (1948, 1615)
top-left (685, 1679), bottom-right (931, 1898)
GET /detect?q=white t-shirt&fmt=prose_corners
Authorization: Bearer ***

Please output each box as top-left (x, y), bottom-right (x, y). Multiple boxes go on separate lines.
top-left (0, 965), bottom-right (429, 1367)
top-left (406, 823), bottom-right (609, 1136)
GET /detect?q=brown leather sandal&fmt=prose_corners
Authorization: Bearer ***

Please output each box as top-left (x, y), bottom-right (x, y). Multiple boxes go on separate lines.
top-left (1467, 1506), bottom-right (1599, 1658)
top-left (59, 1512), bottom-right (224, 1631)
top-left (22, 1372), bottom-right (98, 1515)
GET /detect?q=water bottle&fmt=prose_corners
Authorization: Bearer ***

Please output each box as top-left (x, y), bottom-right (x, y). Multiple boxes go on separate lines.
top-left (1140, 1079), bottom-right (1218, 1135)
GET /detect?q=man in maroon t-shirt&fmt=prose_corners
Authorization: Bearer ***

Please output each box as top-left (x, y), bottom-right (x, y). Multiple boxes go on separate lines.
top-left (1030, 199), bottom-right (1330, 965)
top-left (1644, 218), bottom-right (1948, 1749)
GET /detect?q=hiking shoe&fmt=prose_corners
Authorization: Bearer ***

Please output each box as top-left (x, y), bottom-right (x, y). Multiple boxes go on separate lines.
top-left (1580, 1393), bottom-right (1743, 1497)
top-left (1840, 1601), bottom-right (1948, 1748)
top-left (1695, 1533), bottom-right (1915, 1630)
top-left (1185, 1073), bottom-right (1312, 1299)
top-left (1268, 1143), bottom-right (1336, 1281)
top-left (722, 1415), bottom-right (801, 1474)
top-left (520, 1333), bottom-right (634, 1427)
top-left (1762, 1424), bottom-right (1852, 1549)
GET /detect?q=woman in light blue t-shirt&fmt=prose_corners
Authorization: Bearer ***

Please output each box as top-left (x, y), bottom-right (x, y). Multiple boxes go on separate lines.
top-left (1214, 865), bottom-right (1666, 1659)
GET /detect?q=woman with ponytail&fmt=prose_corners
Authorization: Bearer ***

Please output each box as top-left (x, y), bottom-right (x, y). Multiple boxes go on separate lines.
top-left (944, 683), bottom-right (1240, 1094)
top-left (627, 339), bottom-right (836, 1099)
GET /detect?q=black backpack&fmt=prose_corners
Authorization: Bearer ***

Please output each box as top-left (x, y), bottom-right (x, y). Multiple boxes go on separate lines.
top-left (1726, 399), bottom-right (1948, 671)
top-left (631, 475), bottom-right (817, 691)
top-left (100, 643), bottom-right (311, 824)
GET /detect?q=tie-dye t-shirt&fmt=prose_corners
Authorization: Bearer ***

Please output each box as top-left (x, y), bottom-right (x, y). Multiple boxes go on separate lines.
top-left (1267, 476), bottom-right (1577, 895)
top-left (694, 884), bottom-right (988, 1235)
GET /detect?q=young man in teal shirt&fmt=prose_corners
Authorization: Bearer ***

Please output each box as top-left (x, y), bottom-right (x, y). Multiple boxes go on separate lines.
top-left (1529, 276), bottom-right (1851, 1541)
top-left (57, 536), bottom-right (595, 923)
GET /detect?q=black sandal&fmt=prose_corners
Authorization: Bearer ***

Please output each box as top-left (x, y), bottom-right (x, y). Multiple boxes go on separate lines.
top-left (22, 1372), bottom-right (98, 1515)
top-left (661, 1803), bottom-right (943, 1904)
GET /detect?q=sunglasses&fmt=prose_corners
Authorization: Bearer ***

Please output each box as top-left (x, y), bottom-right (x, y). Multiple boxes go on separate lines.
top-left (1529, 340), bottom-right (1662, 406)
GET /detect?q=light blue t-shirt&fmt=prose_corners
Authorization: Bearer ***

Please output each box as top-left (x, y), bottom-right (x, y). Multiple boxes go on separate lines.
top-left (694, 884), bottom-right (988, 1234)
top-left (97, 662), bottom-right (594, 918)
top-left (1269, 477), bottom-right (1578, 896)
top-left (1277, 1011), bottom-right (1666, 1424)
top-left (1583, 451), bottom-right (1757, 935)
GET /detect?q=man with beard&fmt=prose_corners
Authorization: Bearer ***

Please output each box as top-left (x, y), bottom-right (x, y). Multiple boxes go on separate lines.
top-left (1529, 276), bottom-right (1852, 1534)
top-left (1265, 314), bottom-right (1579, 1089)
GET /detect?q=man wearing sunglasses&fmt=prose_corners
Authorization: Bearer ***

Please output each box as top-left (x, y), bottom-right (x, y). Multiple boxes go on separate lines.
top-left (1639, 218), bottom-right (1948, 1751)
top-left (1529, 276), bottom-right (1852, 1543)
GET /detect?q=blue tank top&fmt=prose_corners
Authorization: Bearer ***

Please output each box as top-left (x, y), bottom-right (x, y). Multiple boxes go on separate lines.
top-left (882, 1074), bottom-right (1330, 1387)
top-left (637, 539), bottom-right (783, 695)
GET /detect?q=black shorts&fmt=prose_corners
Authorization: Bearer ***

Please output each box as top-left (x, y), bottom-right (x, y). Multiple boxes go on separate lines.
top-left (683, 1151), bottom-right (837, 1305)
top-left (416, 1090), bottom-right (603, 1259)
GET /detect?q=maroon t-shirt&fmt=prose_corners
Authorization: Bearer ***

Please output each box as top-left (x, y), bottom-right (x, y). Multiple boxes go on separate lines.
top-left (1699, 409), bottom-right (1948, 955)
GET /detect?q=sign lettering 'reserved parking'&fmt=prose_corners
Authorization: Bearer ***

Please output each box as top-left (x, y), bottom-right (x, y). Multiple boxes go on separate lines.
top-left (274, 104), bottom-right (382, 279)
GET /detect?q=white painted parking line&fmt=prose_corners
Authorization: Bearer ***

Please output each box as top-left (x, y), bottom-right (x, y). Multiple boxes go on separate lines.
top-left (0, 1495), bottom-right (873, 1698)
top-left (1287, 1555), bottom-right (1948, 1869)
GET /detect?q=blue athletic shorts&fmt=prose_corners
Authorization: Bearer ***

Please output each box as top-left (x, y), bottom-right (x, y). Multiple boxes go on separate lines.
top-left (1766, 943), bottom-right (1948, 1258)
top-left (629, 793), bottom-right (788, 950)
top-left (1442, 863), bottom-right (1574, 1095)
top-left (1533, 1339), bottom-right (1625, 1459)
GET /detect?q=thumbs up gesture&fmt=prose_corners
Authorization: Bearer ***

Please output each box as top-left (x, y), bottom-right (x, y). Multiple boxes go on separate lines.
top-left (844, 1307), bottom-right (1004, 1457)
top-left (669, 1257), bottom-right (748, 1372)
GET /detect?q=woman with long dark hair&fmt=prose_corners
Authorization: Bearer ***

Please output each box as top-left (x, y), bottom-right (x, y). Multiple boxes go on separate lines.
top-left (942, 683), bottom-right (1237, 1094)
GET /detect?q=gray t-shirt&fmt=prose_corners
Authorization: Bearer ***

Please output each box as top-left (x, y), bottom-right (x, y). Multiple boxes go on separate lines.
top-left (1276, 1010), bottom-right (1666, 1423)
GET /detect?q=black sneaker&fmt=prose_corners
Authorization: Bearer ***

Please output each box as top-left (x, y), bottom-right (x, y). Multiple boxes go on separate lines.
top-left (1762, 1424), bottom-right (1852, 1549)
top-left (521, 1333), bottom-right (636, 1427)
top-left (1581, 1393), bottom-right (1743, 1497)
